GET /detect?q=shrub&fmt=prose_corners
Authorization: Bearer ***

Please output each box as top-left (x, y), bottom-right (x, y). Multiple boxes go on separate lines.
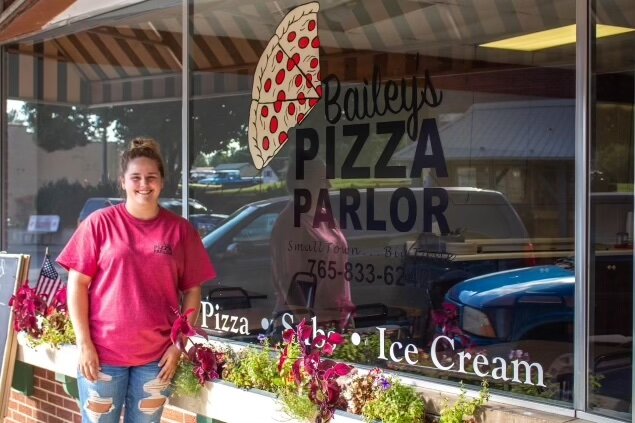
top-left (439, 381), bottom-right (489, 423)
top-left (362, 379), bottom-right (425, 423)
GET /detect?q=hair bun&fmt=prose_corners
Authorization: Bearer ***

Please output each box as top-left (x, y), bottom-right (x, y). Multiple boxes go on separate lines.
top-left (130, 137), bottom-right (160, 154)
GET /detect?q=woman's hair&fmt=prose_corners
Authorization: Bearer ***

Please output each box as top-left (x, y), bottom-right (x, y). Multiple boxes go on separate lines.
top-left (120, 137), bottom-right (165, 178)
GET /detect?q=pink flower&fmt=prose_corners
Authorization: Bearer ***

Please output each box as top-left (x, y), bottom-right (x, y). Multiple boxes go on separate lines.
top-left (9, 283), bottom-right (47, 338)
top-left (170, 308), bottom-right (197, 350)
top-left (278, 319), bottom-right (352, 422)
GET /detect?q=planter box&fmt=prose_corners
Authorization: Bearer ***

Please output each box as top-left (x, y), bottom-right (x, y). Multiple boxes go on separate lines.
top-left (16, 335), bottom-right (78, 377)
top-left (15, 339), bottom-right (363, 423)
top-left (170, 380), bottom-right (364, 423)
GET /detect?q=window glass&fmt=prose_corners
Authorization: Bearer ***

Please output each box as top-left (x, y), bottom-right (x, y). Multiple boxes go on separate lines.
top-left (4, 1), bottom-right (184, 277)
top-left (190, 0), bottom-right (577, 404)
top-left (588, 1), bottom-right (634, 419)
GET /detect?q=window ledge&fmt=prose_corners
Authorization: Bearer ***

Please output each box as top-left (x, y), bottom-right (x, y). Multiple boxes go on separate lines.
top-left (16, 339), bottom-right (594, 423)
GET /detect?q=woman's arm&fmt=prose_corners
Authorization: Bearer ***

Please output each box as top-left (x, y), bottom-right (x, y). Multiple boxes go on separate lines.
top-left (181, 286), bottom-right (202, 324)
top-left (67, 269), bottom-right (100, 382)
top-left (158, 286), bottom-right (202, 382)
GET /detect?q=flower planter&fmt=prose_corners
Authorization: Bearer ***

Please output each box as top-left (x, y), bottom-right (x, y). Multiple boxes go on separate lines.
top-left (16, 334), bottom-right (78, 377)
top-left (15, 339), bottom-right (363, 423)
top-left (169, 380), bottom-right (364, 423)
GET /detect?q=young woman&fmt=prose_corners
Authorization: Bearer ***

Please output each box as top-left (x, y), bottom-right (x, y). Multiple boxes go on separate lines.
top-left (57, 138), bottom-right (216, 422)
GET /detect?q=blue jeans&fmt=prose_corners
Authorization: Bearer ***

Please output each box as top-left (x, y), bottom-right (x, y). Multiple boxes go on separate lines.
top-left (77, 362), bottom-right (172, 423)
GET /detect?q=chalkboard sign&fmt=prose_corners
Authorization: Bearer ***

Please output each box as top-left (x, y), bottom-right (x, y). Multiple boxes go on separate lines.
top-left (0, 254), bottom-right (30, 420)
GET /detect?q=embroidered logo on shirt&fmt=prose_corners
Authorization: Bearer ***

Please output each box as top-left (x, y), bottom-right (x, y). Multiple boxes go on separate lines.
top-left (154, 244), bottom-right (173, 255)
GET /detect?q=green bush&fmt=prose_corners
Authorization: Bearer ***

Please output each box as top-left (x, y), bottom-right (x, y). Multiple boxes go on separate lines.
top-left (224, 344), bottom-right (283, 392)
top-left (26, 312), bottom-right (76, 349)
top-left (362, 380), bottom-right (425, 423)
top-left (172, 360), bottom-right (202, 397)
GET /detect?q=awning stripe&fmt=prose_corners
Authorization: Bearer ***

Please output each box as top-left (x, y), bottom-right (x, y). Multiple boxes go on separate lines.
top-left (192, 33), bottom-right (222, 69)
top-left (43, 42), bottom-right (58, 101)
top-left (129, 27), bottom-right (171, 70)
top-left (382, 1), bottom-right (415, 43)
top-left (8, 51), bottom-right (19, 97)
top-left (111, 31), bottom-right (153, 76)
top-left (86, 32), bottom-right (130, 78)
top-left (66, 34), bottom-right (109, 80)
top-left (193, 15), bottom-right (234, 67)
top-left (8, 43), bottom-right (83, 104)
top-left (6, 0), bottom-right (623, 107)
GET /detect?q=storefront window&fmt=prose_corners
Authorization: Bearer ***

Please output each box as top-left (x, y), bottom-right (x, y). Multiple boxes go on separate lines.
top-left (4, 1), bottom-right (184, 278)
top-left (190, 0), bottom-right (576, 403)
top-left (588, 1), bottom-right (634, 420)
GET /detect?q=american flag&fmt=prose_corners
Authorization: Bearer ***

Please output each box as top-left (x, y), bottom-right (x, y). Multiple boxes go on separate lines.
top-left (35, 254), bottom-right (64, 306)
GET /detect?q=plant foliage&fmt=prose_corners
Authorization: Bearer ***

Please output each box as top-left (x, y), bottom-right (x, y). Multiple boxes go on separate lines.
top-left (362, 377), bottom-right (425, 423)
top-left (439, 381), bottom-right (489, 423)
top-left (9, 284), bottom-right (75, 349)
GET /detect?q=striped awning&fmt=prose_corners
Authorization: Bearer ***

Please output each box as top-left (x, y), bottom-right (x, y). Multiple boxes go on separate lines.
top-left (4, 0), bottom-right (634, 107)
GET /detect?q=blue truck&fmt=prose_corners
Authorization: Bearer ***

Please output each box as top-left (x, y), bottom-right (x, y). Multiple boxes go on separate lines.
top-left (198, 170), bottom-right (260, 188)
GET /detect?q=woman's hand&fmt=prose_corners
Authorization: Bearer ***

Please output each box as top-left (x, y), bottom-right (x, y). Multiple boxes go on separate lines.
top-left (158, 345), bottom-right (181, 383)
top-left (78, 341), bottom-right (101, 383)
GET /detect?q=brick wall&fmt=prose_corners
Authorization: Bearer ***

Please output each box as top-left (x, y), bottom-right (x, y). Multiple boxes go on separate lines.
top-left (4, 366), bottom-right (197, 423)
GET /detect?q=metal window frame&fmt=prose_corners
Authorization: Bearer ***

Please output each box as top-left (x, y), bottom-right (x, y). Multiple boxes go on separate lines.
top-left (574, 0), bottom-right (590, 415)
top-left (0, 44), bottom-right (5, 251)
top-left (181, 0), bottom-right (190, 220)
top-left (0, 0), bottom-right (631, 420)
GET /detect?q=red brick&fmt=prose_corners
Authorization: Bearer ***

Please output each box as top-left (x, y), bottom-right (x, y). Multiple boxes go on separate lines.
top-left (16, 405), bottom-right (32, 417)
top-left (33, 368), bottom-right (47, 378)
top-left (33, 410), bottom-right (49, 423)
top-left (46, 415), bottom-right (63, 423)
top-left (52, 385), bottom-right (69, 398)
top-left (62, 400), bottom-right (79, 412)
top-left (38, 381), bottom-right (55, 393)
top-left (71, 414), bottom-right (81, 423)
top-left (54, 408), bottom-right (72, 422)
top-left (8, 400), bottom-right (22, 411)
top-left (11, 414), bottom-right (25, 423)
top-left (10, 391), bottom-right (25, 403)
top-left (183, 414), bottom-right (196, 423)
top-left (46, 395), bottom-right (65, 408)
top-left (37, 402), bottom-right (55, 416)
top-left (23, 397), bottom-right (38, 408)
top-left (32, 389), bottom-right (48, 402)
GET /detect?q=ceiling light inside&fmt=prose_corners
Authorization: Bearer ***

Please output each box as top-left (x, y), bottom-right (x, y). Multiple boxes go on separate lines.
top-left (480, 24), bottom-right (635, 51)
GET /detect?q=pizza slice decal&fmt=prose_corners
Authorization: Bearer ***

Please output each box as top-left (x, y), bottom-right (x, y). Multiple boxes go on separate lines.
top-left (249, 2), bottom-right (322, 169)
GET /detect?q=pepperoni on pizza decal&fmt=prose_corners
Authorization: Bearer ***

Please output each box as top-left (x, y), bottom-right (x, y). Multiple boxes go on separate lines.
top-left (249, 2), bottom-right (322, 169)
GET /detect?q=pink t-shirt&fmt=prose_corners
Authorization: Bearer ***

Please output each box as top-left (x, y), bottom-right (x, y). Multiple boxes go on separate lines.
top-left (271, 203), bottom-right (354, 327)
top-left (57, 203), bottom-right (216, 366)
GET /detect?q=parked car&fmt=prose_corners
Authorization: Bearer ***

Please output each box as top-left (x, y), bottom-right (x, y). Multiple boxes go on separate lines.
top-left (78, 197), bottom-right (227, 236)
top-left (441, 192), bottom-right (633, 404)
top-left (201, 187), bottom-right (532, 322)
top-left (444, 264), bottom-right (575, 346)
top-left (441, 192), bottom-right (633, 344)
top-left (198, 171), bottom-right (260, 188)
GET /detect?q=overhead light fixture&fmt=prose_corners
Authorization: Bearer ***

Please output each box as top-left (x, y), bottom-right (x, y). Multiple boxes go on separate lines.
top-left (480, 24), bottom-right (635, 52)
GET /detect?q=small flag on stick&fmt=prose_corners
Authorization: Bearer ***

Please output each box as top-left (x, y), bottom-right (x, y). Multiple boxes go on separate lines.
top-left (35, 249), bottom-right (64, 306)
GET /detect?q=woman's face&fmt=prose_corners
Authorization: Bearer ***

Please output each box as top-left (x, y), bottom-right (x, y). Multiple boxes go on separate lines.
top-left (121, 157), bottom-right (164, 208)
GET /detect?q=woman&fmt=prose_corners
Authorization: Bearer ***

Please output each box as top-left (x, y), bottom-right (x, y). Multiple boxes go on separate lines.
top-left (270, 157), bottom-right (354, 330)
top-left (57, 138), bottom-right (216, 423)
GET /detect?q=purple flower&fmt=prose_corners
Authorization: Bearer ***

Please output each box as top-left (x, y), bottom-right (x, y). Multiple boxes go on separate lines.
top-left (257, 333), bottom-right (268, 343)
top-left (377, 377), bottom-right (392, 390)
